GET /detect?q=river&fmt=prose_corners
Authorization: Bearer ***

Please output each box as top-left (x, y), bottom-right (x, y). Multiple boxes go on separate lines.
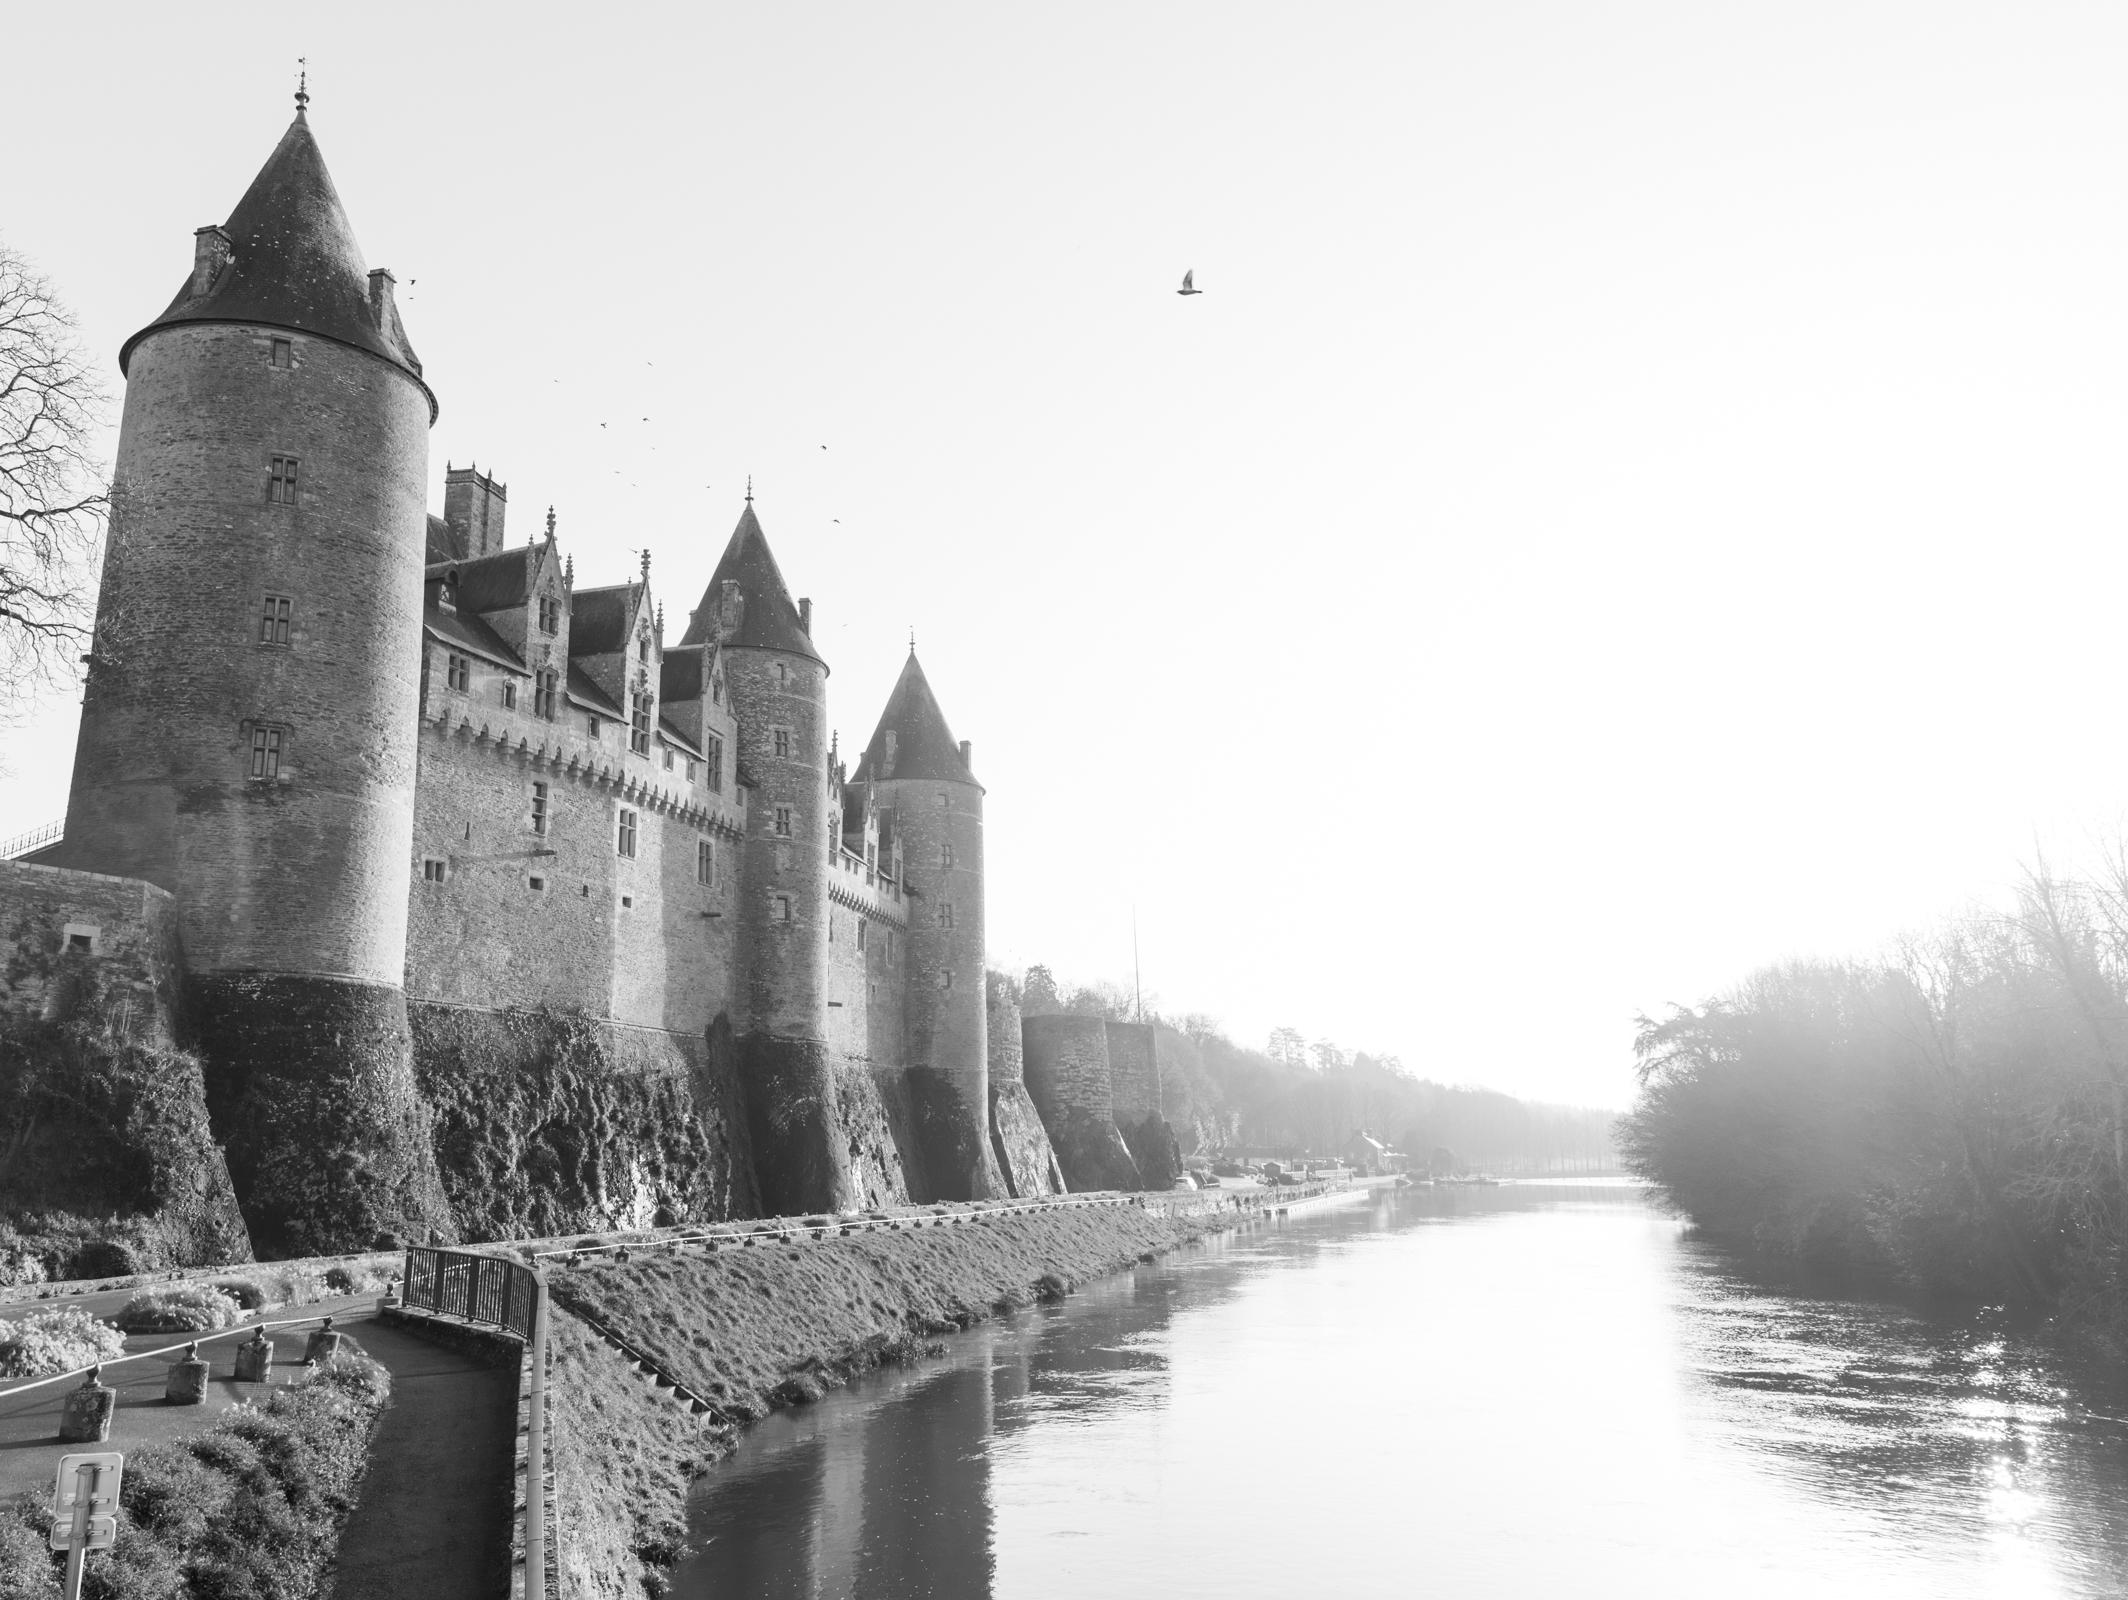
top-left (673, 1180), bottom-right (2128, 1598)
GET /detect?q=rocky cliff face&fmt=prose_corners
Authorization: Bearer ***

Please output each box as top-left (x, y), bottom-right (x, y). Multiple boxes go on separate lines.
top-left (989, 1082), bottom-right (1066, 1196)
top-left (0, 1008), bottom-right (252, 1279)
top-left (409, 1004), bottom-right (761, 1240)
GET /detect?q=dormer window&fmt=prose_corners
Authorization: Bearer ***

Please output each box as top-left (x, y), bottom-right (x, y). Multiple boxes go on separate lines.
top-left (539, 594), bottom-right (559, 634)
top-left (630, 691), bottom-right (652, 755)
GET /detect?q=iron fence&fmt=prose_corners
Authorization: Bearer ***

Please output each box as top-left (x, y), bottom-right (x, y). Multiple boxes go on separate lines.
top-left (401, 1246), bottom-right (540, 1339)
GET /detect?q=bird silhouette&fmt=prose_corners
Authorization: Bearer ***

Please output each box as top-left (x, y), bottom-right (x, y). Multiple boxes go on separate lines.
top-left (1177, 269), bottom-right (1201, 296)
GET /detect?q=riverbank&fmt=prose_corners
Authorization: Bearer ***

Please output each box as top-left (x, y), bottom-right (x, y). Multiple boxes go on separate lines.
top-left (545, 1200), bottom-right (1236, 1599)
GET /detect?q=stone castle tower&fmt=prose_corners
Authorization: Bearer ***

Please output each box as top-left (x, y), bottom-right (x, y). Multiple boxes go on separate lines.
top-left (855, 654), bottom-right (1005, 1199)
top-left (52, 99), bottom-right (448, 1254)
top-left (679, 502), bottom-right (861, 1214)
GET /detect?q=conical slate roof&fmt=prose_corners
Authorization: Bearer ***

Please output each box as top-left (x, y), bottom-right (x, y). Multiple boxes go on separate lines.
top-left (121, 110), bottom-right (431, 411)
top-left (678, 503), bottom-right (824, 665)
top-left (852, 652), bottom-right (979, 787)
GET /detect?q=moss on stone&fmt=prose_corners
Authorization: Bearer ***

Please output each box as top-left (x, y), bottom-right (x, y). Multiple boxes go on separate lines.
top-left (193, 974), bottom-right (452, 1260)
top-left (0, 1008), bottom-right (252, 1276)
top-left (410, 1004), bottom-right (760, 1242)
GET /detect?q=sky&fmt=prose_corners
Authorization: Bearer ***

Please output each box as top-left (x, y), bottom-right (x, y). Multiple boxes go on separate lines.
top-left (9, 1), bottom-right (2128, 1109)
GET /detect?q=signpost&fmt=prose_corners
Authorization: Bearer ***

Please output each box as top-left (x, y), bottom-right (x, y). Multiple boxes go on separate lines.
top-left (48, 1451), bottom-right (122, 1600)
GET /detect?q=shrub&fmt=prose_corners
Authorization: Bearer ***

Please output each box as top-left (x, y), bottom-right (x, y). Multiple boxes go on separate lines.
top-left (0, 1305), bottom-right (126, 1379)
top-left (323, 1262), bottom-right (385, 1297)
top-left (67, 1237), bottom-right (140, 1282)
top-left (213, 1277), bottom-right (269, 1311)
top-left (115, 1284), bottom-right (241, 1334)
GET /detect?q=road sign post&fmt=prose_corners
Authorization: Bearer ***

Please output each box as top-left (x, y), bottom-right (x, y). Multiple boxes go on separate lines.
top-left (48, 1451), bottom-right (122, 1600)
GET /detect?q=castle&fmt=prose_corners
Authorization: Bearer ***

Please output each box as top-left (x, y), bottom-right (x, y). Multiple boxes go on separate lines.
top-left (0, 100), bottom-right (1193, 1261)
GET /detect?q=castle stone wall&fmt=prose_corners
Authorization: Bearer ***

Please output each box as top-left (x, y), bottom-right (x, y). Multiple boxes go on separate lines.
top-left (1022, 1013), bottom-right (1139, 1191)
top-left (985, 984), bottom-right (1064, 1196)
top-left (824, 860), bottom-right (908, 1068)
top-left (1105, 1021), bottom-right (1180, 1188)
top-left (409, 650), bottom-right (742, 1030)
top-left (1105, 1021), bottom-right (1160, 1119)
top-left (0, 861), bottom-right (184, 1041)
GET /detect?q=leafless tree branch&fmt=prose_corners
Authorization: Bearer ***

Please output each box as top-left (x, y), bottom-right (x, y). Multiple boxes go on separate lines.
top-left (0, 240), bottom-right (109, 721)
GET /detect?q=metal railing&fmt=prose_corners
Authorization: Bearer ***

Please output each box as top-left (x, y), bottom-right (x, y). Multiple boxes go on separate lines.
top-left (0, 820), bottom-right (62, 860)
top-left (401, 1246), bottom-right (540, 1339)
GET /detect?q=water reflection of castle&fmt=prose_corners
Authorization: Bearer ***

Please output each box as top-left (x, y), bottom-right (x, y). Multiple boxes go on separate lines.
top-left (677, 1263), bottom-right (1204, 1598)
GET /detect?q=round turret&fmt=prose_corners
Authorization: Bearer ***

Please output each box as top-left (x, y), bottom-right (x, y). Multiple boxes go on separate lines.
top-left (685, 500), bottom-right (862, 1213)
top-left (65, 318), bottom-right (429, 981)
top-left (858, 652), bottom-right (1006, 1200)
top-left (54, 107), bottom-right (449, 1256)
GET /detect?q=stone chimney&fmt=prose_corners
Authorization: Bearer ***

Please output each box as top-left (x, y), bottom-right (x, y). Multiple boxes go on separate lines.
top-left (191, 227), bottom-right (232, 296)
top-left (959, 739), bottom-right (972, 770)
top-left (444, 466), bottom-right (508, 558)
top-left (883, 730), bottom-right (898, 777)
top-left (798, 597), bottom-right (812, 634)
top-left (367, 268), bottom-right (397, 331)
top-left (718, 579), bottom-right (745, 643)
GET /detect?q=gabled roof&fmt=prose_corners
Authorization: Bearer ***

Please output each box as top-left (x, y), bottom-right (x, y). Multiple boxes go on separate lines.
top-left (565, 662), bottom-right (622, 717)
top-left (568, 584), bottom-right (637, 656)
top-left (677, 504), bottom-right (824, 665)
top-left (657, 718), bottom-right (704, 760)
top-left (851, 652), bottom-right (979, 788)
top-left (659, 644), bottom-right (709, 703)
top-left (433, 546), bottom-right (535, 615)
top-left (424, 604), bottom-right (522, 672)
top-left (122, 111), bottom-right (433, 415)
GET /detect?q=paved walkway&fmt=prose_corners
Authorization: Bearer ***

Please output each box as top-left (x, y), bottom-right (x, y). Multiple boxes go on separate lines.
top-left (326, 1316), bottom-right (516, 1600)
top-left (1, 1294), bottom-right (517, 1600)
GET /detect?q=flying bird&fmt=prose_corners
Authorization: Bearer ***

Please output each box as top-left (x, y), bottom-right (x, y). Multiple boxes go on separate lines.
top-left (1177, 269), bottom-right (1201, 296)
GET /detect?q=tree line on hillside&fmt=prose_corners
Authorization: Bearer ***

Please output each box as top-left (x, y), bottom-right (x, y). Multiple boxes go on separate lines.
top-left (1621, 859), bottom-right (2128, 1335)
top-left (1003, 966), bottom-right (1618, 1176)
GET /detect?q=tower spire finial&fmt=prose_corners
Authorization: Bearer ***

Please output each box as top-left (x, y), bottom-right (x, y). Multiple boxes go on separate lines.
top-left (295, 57), bottom-right (310, 114)
top-left (545, 505), bottom-right (556, 541)
top-left (745, 474), bottom-right (753, 504)
top-left (640, 548), bottom-right (652, 584)
top-left (908, 627), bottom-right (916, 655)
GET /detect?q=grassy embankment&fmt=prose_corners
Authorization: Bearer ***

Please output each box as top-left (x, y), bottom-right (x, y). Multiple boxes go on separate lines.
top-left (548, 1202), bottom-right (1225, 1599)
top-left (0, 1352), bottom-right (391, 1599)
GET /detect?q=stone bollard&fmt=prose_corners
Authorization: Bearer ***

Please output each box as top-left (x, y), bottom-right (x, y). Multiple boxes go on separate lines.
top-left (166, 1342), bottom-right (209, 1405)
top-left (59, 1367), bottom-right (116, 1443)
top-left (234, 1329), bottom-right (275, 1384)
top-left (302, 1317), bottom-right (343, 1365)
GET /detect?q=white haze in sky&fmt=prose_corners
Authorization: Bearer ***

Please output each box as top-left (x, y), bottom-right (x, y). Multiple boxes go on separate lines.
top-left (8, 1), bottom-right (2127, 1108)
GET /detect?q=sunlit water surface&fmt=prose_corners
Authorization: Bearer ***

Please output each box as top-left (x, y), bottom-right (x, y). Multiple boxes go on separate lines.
top-left (674, 1182), bottom-right (2128, 1599)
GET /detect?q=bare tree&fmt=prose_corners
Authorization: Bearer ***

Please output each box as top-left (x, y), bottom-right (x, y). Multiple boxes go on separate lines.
top-left (0, 242), bottom-right (108, 713)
